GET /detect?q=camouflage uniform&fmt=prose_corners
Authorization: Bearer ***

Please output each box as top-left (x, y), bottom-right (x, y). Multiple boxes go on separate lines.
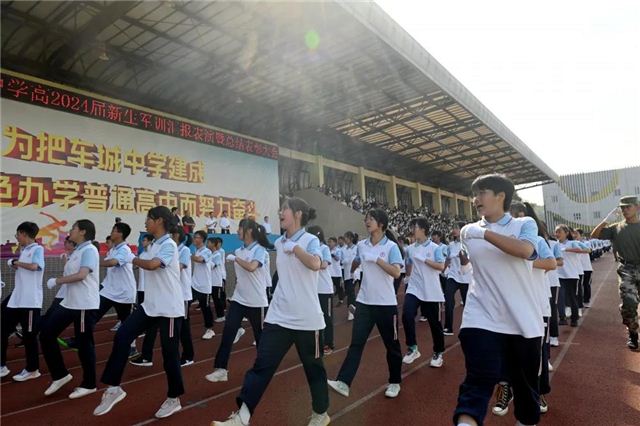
top-left (618, 263), bottom-right (640, 333)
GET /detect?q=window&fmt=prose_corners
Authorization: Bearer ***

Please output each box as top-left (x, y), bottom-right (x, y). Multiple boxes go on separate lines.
top-left (593, 211), bottom-right (600, 219)
top-left (614, 188), bottom-right (621, 196)
top-left (573, 213), bottom-right (582, 220)
top-left (551, 195), bottom-right (558, 203)
top-left (635, 186), bottom-right (640, 195)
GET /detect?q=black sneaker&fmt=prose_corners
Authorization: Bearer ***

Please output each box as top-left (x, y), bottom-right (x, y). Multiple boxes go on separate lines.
top-left (628, 331), bottom-right (639, 351)
top-left (558, 318), bottom-right (568, 326)
top-left (570, 320), bottom-right (578, 327)
top-left (129, 354), bottom-right (153, 367)
top-left (491, 383), bottom-right (513, 416)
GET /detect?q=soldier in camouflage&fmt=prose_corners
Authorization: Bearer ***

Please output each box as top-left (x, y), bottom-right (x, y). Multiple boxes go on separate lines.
top-left (592, 196), bottom-right (640, 350)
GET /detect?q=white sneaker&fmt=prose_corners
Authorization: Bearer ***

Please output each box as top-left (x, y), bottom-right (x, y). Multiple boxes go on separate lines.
top-left (69, 387), bottom-right (97, 399)
top-left (548, 361), bottom-right (554, 372)
top-left (234, 327), bottom-right (246, 344)
top-left (181, 359), bottom-right (194, 367)
top-left (583, 302), bottom-right (591, 308)
top-left (347, 312), bottom-right (354, 321)
top-left (252, 340), bottom-right (256, 346)
top-left (308, 411), bottom-right (330, 426)
top-left (419, 316), bottom-right (428, 322)
top-left (155, 397), bottom-right (181, 418)
top-left (215, 317), bottom-right (226, 323)
top-left (93, 386), bottom-right (127, 416)
top-left (348, 304), bottom-right (357, 314)
top-left (0, 365), bottom-right (10, 378)
top-left (384, 383), bottom-right (401, 398)
top-left (242, 317), bottom-right (248, 322)
top-left (44, 374), bottom-right (73, 396)
top-left (443, 329), bottom-right (454, 336)
top-left (110, 321), bottom-right (121, 332)
top-left (549, 337), bottom-right (559, 347)
top-left (12, 369), bottom-right (41, 382)
top-left (212, 411), bottom-right (247, 426)
top-left (202, 329), bottom-right (216, 340)
top-left (205, 368), bottom-right (228, 383)
top-left (402, 348), bottom-right (421, 365)
top-left (429, 352), bottom-right (444, 368)
top-left (578, 308), bottom-right (583, 318)
top-left (565, 307), bottom-right (571, 317)
top-left (327, 379), bottom-right (350, 397)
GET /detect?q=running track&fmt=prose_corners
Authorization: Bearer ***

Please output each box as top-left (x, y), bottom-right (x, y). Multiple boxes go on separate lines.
top-left (1, 254), bottom-right (638, 425)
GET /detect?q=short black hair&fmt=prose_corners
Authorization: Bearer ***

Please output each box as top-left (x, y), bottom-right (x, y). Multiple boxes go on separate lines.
top-left (112, 222), bottom-right (131, 240)
top-left (142, 233), bottom-right (154, 242)
top-left (16, 221), bottom-right (39, 239)
top-left (194, 230), bottom-right (208, 241)
top-left (74, 219), bottom-right (96, 241)
top-left (471, 174), bottom-right (515, 211)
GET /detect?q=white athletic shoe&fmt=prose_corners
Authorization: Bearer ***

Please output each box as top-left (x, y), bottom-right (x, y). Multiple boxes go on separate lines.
top-left (443, 329), bottom-right (454, 336)
top-left (583, 302), bottom-right (591, 308)
top-left (565, 307), bottom-right (571, 317)
top-left (429, 352), bottom-right (444, 368)
top-left (549, 337), bottom-right (559, 347)
top-left (234, 327), bottom-right (246, 344)
top-left (69, 387), bottom-right (97, 399)
top-left (110, 321), bottom-right (121, 332)
top-left (242, 317), bottom-right (248, 322)
top-left (155, 397), bottom-right (181, 418)
top-left (0, 365), bottom-right (10, 378)
top-left (308, 411), bottom-right (330, 426)
top-left (94, 386), bottom-right (127, 416)
top-left (548, 361), bottom-right (554, 372)
top-left (578, 308), bottom-right (583, 318)
top-left (202, 329), bottom-right (216, 340)
top-left (181, 359), bottom-right (194, 367)
top-left (347, 312), bottom-right (354, 321)
top-left (212, 411), bottom-right (247, 426)
top-left (384, 383), bottom-right (401, 398)
top-left (252, 340), bottom-right (256, 346)
top-left (327, 379), bottom-right (350, 397)
top-left (419, 316), bottom-right (428, 322)
top-left (402, 348), bottom-right (421, 365)
top-left (205, 368), bottom-right (229, 383)
top-left (348, 304), bottom-right (357, 314)
top-left (44, 373), bottom-right (73, 396)
top-left (215, 317), bottom-right (226, 323)
top-left (12, 369), bottom-right (41, 382)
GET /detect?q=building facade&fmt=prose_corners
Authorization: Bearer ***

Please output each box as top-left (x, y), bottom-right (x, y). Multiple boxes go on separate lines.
top-left (543, 166), bottom-right (640, 232)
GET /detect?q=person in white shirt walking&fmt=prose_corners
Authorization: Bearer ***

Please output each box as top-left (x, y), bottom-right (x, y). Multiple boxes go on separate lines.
top-left (328, 237), bottom-right (345, 305)
top-left (341, 231), bottom-right (359, 320)
top-left (191, 231), bottom-right (215, 339)
top-left (443, 223), bottom-right (471, 335)
top-left (212, 197), bottom-right (329, 426)
top-left (308, 226), bottom-right (335, 355)
top-left (262, 216), bottom-right (272, 235)
top-left (1, 222), bottom-right (44, 382)
top-left (220, 211), bottom-right (232, 235)
top-left (205, 211), bottom-right (218, 234)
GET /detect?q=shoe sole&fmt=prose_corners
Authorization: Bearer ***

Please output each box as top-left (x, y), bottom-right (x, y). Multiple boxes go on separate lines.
top-left (492, 408), bottom-right (509, 416)
top-left (155, 404), bottom-right (181, 419)
top-left (181, 361), bottom-right (194, 367)
top-left (384, 391), bottom-right (400, 398)
top-left (94, 391), bottom-right (127, 416)
top-left (429, 362), bottom-right (443, 368)
top-left (13, 372), bottom-right (41, 382)
top-left (205, 374), bottom-right (228, 383)
top-left (129, 361), bottom-right (153, 367)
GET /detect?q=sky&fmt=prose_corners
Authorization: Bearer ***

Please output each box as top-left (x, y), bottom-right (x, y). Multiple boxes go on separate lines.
top-left (375, 0), bottom-right (639, 204)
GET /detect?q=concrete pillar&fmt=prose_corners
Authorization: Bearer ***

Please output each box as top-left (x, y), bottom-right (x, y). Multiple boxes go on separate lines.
top-left (466, 196), bottom-right (473, 219)
top-left (310, 155), bottom-right (325, 187)
top-left (434, 188), bottom-right (443, 214)
top-left (410, 186), bottom-right (420, 209)
top-left (454, 195), bottom-right (460, 216)
top-left (358, 167), bottom-right (366, 198)
top-left (416, 184), bottom-right (423, 207)
top-left (387, 175), bottom-right (398, 208)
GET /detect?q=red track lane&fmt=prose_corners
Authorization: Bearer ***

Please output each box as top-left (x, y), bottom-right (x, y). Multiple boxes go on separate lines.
top-left (2, 254), bottom-right (637, 425)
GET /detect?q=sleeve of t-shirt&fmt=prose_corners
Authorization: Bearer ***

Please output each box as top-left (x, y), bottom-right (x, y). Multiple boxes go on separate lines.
top-left (553, 243), bottom-right (563, 259)
top-left (387, 244), bottom-right (403, 266)
top-left (111, 245), bottom-right (131, 267)
top-left (156, 241), bottom-right (176, 268)
top-left (252, 246), bottom-right (266, 267)
top-left (537, 240), bottom-right (554, 259)
top-left (434, 246), bottom-right (446, 263)
top-left (210, 251), bottom-right (222, 267)
top-left (578, 241), bottom-right (590, 250)
top-left (321, 245), bottom-right (331, 263)
top-left (305, 236), bottom-right (321, 256)
top-left (179, 247), bottom-right (191, 268)
top-left (200, 248), bottom-right (213, 263)
top-left (518, 218), bottom-right (539, 260)
top-left (32, 246), bottom-right (45, 270)
top-left (405, 246), bottom-right (413, 265)
top-left (354, 245), bottom-right (361, 264)
top-left (80, 247), bottom-right (98, 272)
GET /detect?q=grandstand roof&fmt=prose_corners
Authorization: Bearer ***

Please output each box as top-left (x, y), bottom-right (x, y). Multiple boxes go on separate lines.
top-left (1, 1), bottom-right (558, 194)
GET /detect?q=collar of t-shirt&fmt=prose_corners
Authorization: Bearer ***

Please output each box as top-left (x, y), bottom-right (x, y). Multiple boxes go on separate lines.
top-left (479, 213), bottom-right (512, 227)
top-left (282, 228), bottom-right (306, 243)
top-left (75, 241), bottom-right (92, 251)
top-left (244, 241), bottom-right (259, 250)
top-left (155, 234), bottom-right (170, 245)
top-left (22, 242), bottom-right (38, 251)
top-left (178, 243), bottom-right (185, 251)
top-left (415, 238), bottom-right (429, 247)
top-left (365, 236), bottom-right (388, 247)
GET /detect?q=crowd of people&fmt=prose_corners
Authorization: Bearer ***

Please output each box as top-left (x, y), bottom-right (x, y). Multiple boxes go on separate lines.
top-left (1, 173), bottom-right (638, 426)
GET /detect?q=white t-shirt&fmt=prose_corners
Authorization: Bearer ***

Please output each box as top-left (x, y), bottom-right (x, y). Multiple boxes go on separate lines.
top-left (230, 242), bottom-right (268, 307)
top-left (355, 237), bottom-right (403, 306)
top-left (557, 240), bottom-right (582, 279)
top-left (531, 237), bottom-right (554, 318)
top-left (578, 241), bottom-right (593, 271)
top-left (141, 234), bottom-right (184, 318)
top-left (210, 250), bottom-right (224, 287)
top-left (461, 214), bottom-right (544, 338)
top-left (341, 244), bottom-right (358, 281)
top-left (219, 217), bottom-right (231, 231)
top-left (406, 240), bottom-right (445, 302)
top-left (178, 244), bottom-right (193, 302)
top-left (265, 229), bottom-right (325, 330)
top-left (191, 246), bottom-right (213, 294)
top-left (445, 241), bottom-right (471, 284)
top-left (61, 241), bottom-right (100, 310)
top-left (546, 240), bottom-right (562, 288)
top-left (8, 243), bottom-right (44, 309)
top-left (205, 217), bottom-right (217, 232)
top-left (137, 247), bottom-right (152, 292)
top-left (329, 247), bottom-right (343, 278)
top-left (318, 244), bottom-right (334, 295)
top-left (219, 248), bottom-right (227, 280)
top-left (100, 242), bottom-right (136, 304)
top-left (263, 222), bottom-right (272, 234)
top-left (262, 250), bottom-right (272, 288)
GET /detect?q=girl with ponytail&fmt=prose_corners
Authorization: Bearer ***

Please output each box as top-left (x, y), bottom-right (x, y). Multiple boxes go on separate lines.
top-left (212, 197), bottom-right (330, 426)
top-left (307, 225), bottom-right (335, 355)
top-left (328, 208), bottom-right (405, 400)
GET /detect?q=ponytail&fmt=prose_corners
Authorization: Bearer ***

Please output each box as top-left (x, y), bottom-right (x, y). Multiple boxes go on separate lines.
top-left (147, 206), bottom-right (176, 233)
top-left (307, 225), bottom-right (326, 245)
top-left (282, 197), bottom-right (316, 226)
top-left (241, 219), bottom-right (274, 249)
